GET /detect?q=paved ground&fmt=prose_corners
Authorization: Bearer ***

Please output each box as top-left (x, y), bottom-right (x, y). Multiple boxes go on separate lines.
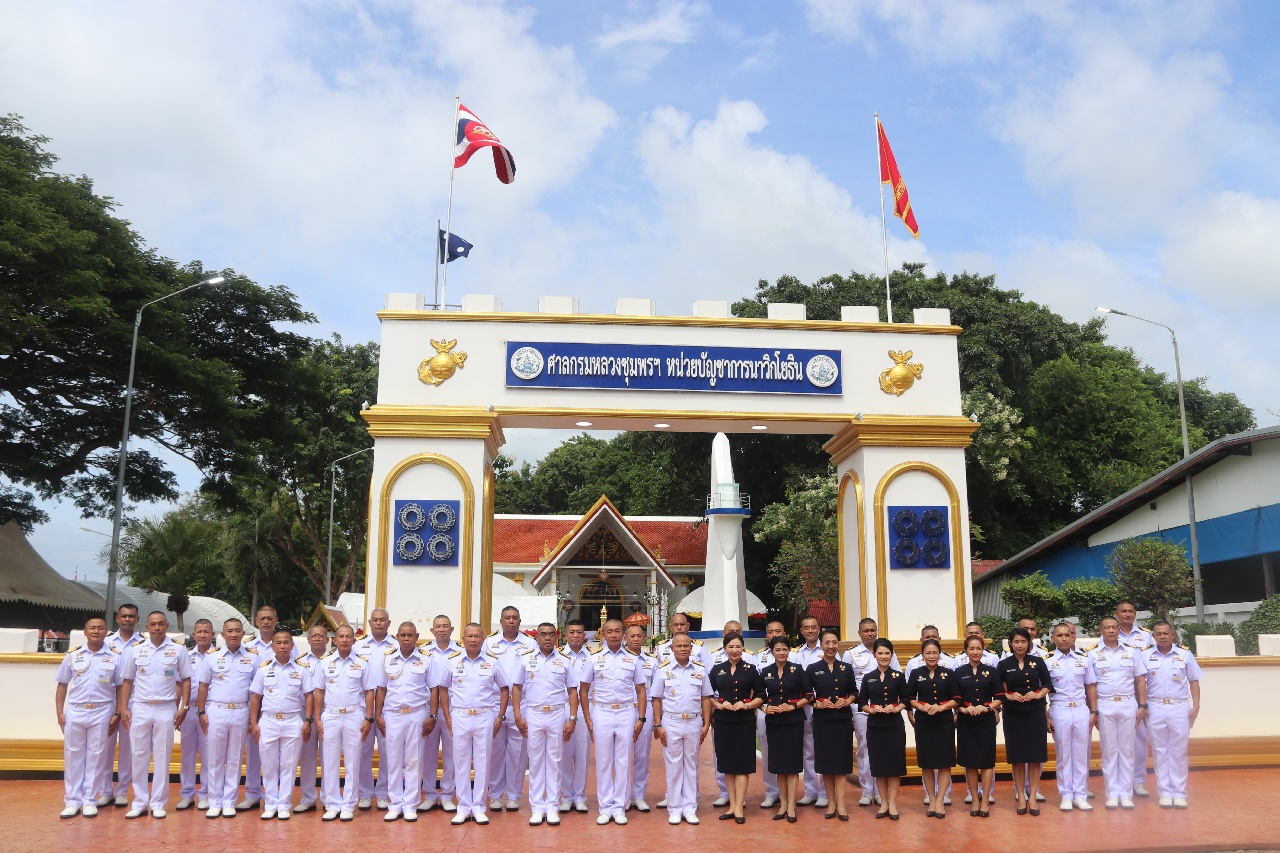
top-left (5, 738), bottom-right (1279, 853)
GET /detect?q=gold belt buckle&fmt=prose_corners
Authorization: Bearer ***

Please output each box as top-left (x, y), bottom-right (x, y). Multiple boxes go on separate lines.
top-left (336, 707), bottom-right (350, 714)
top-left (273, 713), bottom-right (287, 720)
top-left (539, 705), bottom-right (553, 712)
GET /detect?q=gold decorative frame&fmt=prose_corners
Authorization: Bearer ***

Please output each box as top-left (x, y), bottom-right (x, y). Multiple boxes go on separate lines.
top-left (872, 461), bottom-right (968, 638)
top-left (480, 463), bottom-right (495, 632)
top-left (836, 471), bottom-right (867, 640)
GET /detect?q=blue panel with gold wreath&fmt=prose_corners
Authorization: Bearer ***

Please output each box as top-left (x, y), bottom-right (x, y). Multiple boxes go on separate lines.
top-left (393, 500), bottom-right (460, 566)
top-left (887, 505), bottom-right (950, 569)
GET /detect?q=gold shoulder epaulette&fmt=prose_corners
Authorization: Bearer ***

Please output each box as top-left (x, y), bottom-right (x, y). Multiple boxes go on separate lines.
top-left (484, 650), bottom-right (500, 660)
top-left (1178, 643), bottom-right (1190, 651)
top-left (385, 647), bottom-right (396, 655)
top-left (448, 650), bottom-right (461, 658)
top-left (295, 654), bottom-right (307, 663)
top-left (260, 660), bottom-right (271, 667)
top-left (1083, 643), bottom-right (1098, 652)
top-left (518, 647), bottom-right (534, 655)
top-left (487, 629), bottom-right (499, 637)
top-left (357, 653), bottom-right (369, 661)
top-left (692, 638), bottom-right (704, 645)
top-left (69, 645), bottom-right (83, 653)
top-left (791, 646), bottom-right (800, 653)
top-left (693, 660), bottom-right (706, 667)
top-left (245, 646), bottom-right (259, 654)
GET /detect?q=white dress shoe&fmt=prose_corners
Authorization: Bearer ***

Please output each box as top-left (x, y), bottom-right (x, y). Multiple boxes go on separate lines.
top-left (473, 811), bottom-right (489, 825)
top-left (196, 799), bottom-right (209, 810)
top-left (451, 812), bottom-right (469, 825)
top-left (760, 796), bottom-right (778, 808)
top-left (656, 797), bottom-right (668, 808)
top-left (684, 812), bottom-right (699, 824)
top-left (1105, 797), bottom-right (1119, 809)
top-left (150, 808), bottom-right (166, 819)
top-left (384, 808), bottom-right (401, 821)
top-left (1035, 792), bottom-right (1046, 802)
top-left (1158, 796), bottom-right (1173, 808)
top-left (634, 799), bottom-right (650, 812)
top-left (82, 805), bottom-right (98, 818)
top-left (60, 806), bottom-right (79, 819)
top-left (1060, 798), bottom-right (1073, 811)
top-left (712, 796), bottom-right (730, 807)
top-left (529, 812), bottom-right (544, 825)
top-left (236, 798), bottom-right (259, 810)
top-left (874, 794), bottom-right (882, 806)
top-left (506, 799), bottom-right (521, 811)
top-left (964, 792), bottom-right (973, 804)
top-left (1073, 798), bottom-right (1093, 811)
top-left (1120, 799), bottom-right (1135, 810)
top-left (376, 798), bottom-right (389, 810)
top-left (293, 802), bottom-right (315, 813)
top-left (573, 800), bottom-right (589, 813)
top-left (261, 808), bottom-right (276, 820)
top-left (322, 809), bottom-right (340, 821)
top-left (559, 802), bottom-right (571, 813)
top-left (669, 813), bottom-right (682, 825)
top-left (614, 813), bottom-right (628, 825)
top-left (402, 809), bottom-right (417, 822)
top-left (545, 811), bottom-right (560, 825)
top-left (277, 810), bottom-right (290, 821)
top-left (597, 813), bottom-right (612, 825)
top-left (420, 798), bottom-right (437, 811)
top-left (96, 795), bottom-right (112, 807)
top-left (797, 796), bottom-right (816, 805)
top-left (222, 806), bottom-right (236, 817)
top-left (489, 798), bottom-right (504, 811)
top-left (358, 798), bottom-right (372, 810)
top-left (176, 799), bottom-right (193, 810)
top-left (923, 794), bottom-right (931, 805)
top-left (944, 797), bottom-right (952, 805)
top-left (1173, 797), bottom-right (1188, 808)
top-left (442, 800), bottom-right (458, 812)
top-left (206, 806), bottom-right (220, 819)
top-left (124, 808), bottom-right (145, 819)
top-left (815, 797), bottom-right (829, 808)
top-left (340, 809), bottom-right (355, 821)
top-left (114, 795), bottom-right (129, 807)
top-left (858, 795), bottom-right (872, 807)
top-left (1133, 784), bottom-right (1149, 797)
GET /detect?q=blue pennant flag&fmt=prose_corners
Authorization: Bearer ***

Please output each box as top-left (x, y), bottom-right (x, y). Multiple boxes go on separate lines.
top-left (438, 229), bottom-right (473, 263)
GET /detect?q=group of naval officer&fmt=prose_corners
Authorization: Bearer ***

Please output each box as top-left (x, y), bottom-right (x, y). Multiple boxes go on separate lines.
top-left (53, 598), bottom-right (1203, 825)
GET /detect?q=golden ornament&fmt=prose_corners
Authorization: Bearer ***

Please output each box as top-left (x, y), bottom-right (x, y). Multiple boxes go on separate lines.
top-left (878, 349), bottom-right (923, 396)
top-left (418, 338), bottom-right (468, 386)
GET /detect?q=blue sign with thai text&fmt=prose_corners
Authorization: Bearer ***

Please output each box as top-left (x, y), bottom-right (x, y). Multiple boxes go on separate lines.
top-left (505, 341), bottom-right (842, 395)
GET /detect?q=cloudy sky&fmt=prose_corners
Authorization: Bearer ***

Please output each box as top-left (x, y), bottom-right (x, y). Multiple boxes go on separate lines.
top-left (5, 1), bottom-right (1279, 580)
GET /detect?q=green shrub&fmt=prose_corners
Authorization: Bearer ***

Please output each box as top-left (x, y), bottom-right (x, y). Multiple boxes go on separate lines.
top-left (999, 571), bottom-right (1066, 626)
top-left (976, 614), bottom-right (1014, 648)
top-left (1107, 537), bottom-right (1195, 622)
top-left (1238, 594), bottom-right (1280, 655)
top-left (1177, 621), bottom-right (1239, 656)
top-left (1061, 577), bottom-right (1124, 635)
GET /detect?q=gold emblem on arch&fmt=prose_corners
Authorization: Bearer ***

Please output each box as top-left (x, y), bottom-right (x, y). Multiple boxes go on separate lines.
top-left (879, 350), bottom-right (923, 396)
top-left (418, 338), bottom-right (468, 386)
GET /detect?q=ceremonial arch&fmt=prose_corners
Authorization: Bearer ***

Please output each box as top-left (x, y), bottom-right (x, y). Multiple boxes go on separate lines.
top-left (361, 293), bottom-right (979, 641)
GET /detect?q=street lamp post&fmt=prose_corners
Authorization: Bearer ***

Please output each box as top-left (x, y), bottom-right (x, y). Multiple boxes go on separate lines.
top-left (104, 276), bottom-right (225, 624)
top-left (1097, 306), bottom-right (1205, 623)
top-left (326, 447), bottom-right (373, 606)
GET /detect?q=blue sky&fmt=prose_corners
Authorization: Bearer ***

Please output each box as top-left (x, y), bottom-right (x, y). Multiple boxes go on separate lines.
top-left (5, 0), bottom-right (1280, 580)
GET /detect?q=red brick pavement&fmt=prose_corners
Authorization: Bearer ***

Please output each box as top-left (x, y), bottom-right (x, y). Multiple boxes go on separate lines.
top-left (7, 736), bottom-right (1279, 853)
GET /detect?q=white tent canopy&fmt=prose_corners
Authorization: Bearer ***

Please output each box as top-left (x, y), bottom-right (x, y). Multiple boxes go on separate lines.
top-left (675, 585), bottom-right (766, 619)
top-left (77, 581), bottom-right (249, 633)
top-left (340, 577), bottom-right (557, 633)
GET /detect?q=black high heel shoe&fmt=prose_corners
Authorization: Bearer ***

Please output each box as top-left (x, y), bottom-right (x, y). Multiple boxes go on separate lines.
top-left (719, 812), bottom-right (735, 820)
top-left (735, 815), bottom-right (745, 824)
top-left (786, 814), bottom-right (797, 823)
top-left (825, 810), bottom-right (837, 820)
top-left (875, 810), bottom-right (890, 819)
top-left (1029, 807), bottom-right (1040, 816)
top-left (837, 812), bottom-right (849, 821)
top-left (773, 812), bottom-right (787, 821)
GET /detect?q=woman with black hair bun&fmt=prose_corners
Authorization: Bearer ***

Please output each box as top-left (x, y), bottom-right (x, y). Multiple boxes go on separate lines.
top-left (760, 635), bottom-right (812, 823)
top-left (997, 626), bottom-right (1053, 816)
top-left (906, 637), bottom-right (959, 818)
top-left (805, 629), bottom-right (857, 820)
top-left (857, 637), bottom-right (910, 820)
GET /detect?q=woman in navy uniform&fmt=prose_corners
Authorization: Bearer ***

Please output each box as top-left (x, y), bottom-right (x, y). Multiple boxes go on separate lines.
top-left (857, 638), bottom-right (910, 820)
top-left (760, 636), bottom-right (812, 823)
top-left (955, 635), bottom-right (1002, 818)
top-left (707, 631), bottom-right (765, 824)
top-left (997, 627), bottom-right (1053, 815)
top-left (906, 638), bottom-right (959, 819)
top-left (805, 630), bottom-right (857, 820)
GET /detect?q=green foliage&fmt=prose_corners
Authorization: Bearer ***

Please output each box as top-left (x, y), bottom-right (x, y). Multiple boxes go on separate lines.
top-left (1177, 621), bottom-right (1239, 656)
top-left (754, 471), bottom-right (839, 614)
top-left (1106, 537), bottom-right (1195, 622)
top-left (121, 498), bottom-right (226, 633)
top-left (1238, 594), bottom-right (1280, 655)
top-left (999, 571), bottom-right (1066, 625)
top-left (976, 614), bottom-right (1015, 646)
top-left (1061, 577), bottom-right (1125, 634)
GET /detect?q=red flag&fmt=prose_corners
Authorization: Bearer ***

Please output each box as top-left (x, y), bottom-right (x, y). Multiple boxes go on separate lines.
top-left (454, 104), bottom-right (516, 184)
top-left (878, 120), bottom-right (919, 238)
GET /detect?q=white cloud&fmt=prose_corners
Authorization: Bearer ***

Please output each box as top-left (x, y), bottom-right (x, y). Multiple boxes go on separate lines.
top-left (594, 2), bottom-right (706, 76)
top-left (801, 0), bottom-right (1022, 62)
top-left (1160, 190), bottom-right (1280, 308)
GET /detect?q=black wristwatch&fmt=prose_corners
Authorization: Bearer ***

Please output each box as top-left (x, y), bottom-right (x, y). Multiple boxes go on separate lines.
top-left (1137, 703), bottom-right (1148, 709)
top-left (428, 713), bottom-right (438, 720)
top-left (498, 713), bottom-right (507, 721)
top-left (196, 709), bottom-right (206, 717)
top-left (638, 716), bottom-right (647, 722)
top-left (304, 717), bottom-right (314, 723)
top-left (365, 716), bottom-right (375, 723)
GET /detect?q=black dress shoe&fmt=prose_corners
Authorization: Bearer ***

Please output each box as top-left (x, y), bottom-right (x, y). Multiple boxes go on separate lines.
top-left (888, 813), bottom-right (899, 821)
top-left (735, 816), bottom-right (745, 824)
top-left (875, 811), bottom-right (889, 819)
top-left (773, 813), bottom-right (787, 821)
top-left (838, 813), bottom-right (849, 821)
top-left (825, 811), bottom-right (837, 820)
top-left (719, 812), bottom-right (735, 820)
top-left (787, 814), bottom-right (797, 823)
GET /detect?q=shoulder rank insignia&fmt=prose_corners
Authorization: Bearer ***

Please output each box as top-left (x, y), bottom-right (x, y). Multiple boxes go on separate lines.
top-left (260, 660), bottom-right (271, 667)
top-left (484, 651), bottom-right (500, 660)
top-left (447, 650), bottom-right (462, 659)
top-left (1178, 643), bottom-right (1190, 651)
top-left (357, 653), bottom-right (369, 662)
top-left (693, 660), bottom-right (705, 667)
top-left (1083, 643), bottom-right (1098, 652)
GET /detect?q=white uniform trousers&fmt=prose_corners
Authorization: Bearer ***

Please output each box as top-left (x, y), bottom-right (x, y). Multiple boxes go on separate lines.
top-left (63, 703), bottom-right (113, 808)
top-left (661, 715), bottom-right (701, 817)
top-left (560, 708), bottom-right (589, 806)
top-left (451, 708), bottom-right (495, 816)
top-left (129, 701), bottom-right (177, 810)
top-left (205, 702), bottom-right (250, 809)
top-left (631, 710), bottom-right (653, 803)
top-left (801, 712), bottom-right (826, 799)
top-left (1097, 696), bottom-right (1138, 801)
top-left (1148, 701), bottom-right (1191, 799)
top-left (321, 710), bottom-right (364, 811)
top-left (244, 726), bottom-right (262, 801)
top-left (853, 710), bottom-right (877, 796)
top-left (526, 704), bottom-right (567, 815)
top-left (298, 725), bottom-right (320, 807)
top-left (592, 706), bottom-right (635, 817)
top-left (99, 713), bottom-right (133, 797)
top-left (383, 707), bottom-right (426, 811)
top-left (1133, 714), bottom-right (1150, 788)
top-left (420, 716), bottom-right (453, 802)
top-left (488, 712), bottom-right (527, 802)
top-left (178, 708), bottom-right (207, 802)
top-left (259, 714), bottom-right (304, 812)
top-left (358, 718), bottom-right (388, 801)
top-left (1050, 703), bottom-right (1092, 800)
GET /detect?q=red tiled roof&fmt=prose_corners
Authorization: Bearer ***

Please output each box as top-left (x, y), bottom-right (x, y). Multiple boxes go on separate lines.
top-left (971, 559), bottom-right (1005, 579)
top-left (806, 599), bottom-right (840, 628)
top-left (493, 516), bottom-right (706, 566)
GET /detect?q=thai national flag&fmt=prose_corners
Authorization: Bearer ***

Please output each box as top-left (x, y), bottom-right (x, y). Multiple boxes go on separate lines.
top-left (454, 104), bottom-right (516, 184)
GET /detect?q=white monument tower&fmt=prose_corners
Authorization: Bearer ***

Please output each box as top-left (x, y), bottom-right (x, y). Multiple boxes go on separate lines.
top-left (700, 433), bottom-right (751, 629)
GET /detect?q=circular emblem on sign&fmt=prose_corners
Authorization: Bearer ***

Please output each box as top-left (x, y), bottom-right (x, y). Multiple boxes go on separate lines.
top-left (920, 508), bottom-right (947, 537)
top-left (398, 502), bottom-right (426, 531)
top-left (892, 508), bottom-right (920, 537)
top-left (427, 533), bottom-right (456, 562)
top-left (428, 503), bottom-right (456, 532)
top-left (510, 346), bottom-right (544, 380)
top-left (806, 354), bottom-right (839, 388)
top-left (922, 537), bottom-right (949, 567)
top-left (397, 533), bottom-right (425, 561)
top-left (894, 537), bottom-right (921, 566)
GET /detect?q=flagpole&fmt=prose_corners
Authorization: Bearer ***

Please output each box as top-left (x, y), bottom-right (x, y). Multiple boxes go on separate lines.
top-left (441, 94), bottom-right (460, 311)
top-left (433, 218), bottom-right (441, 310)
top-left (875, 112), bottom-right (893, 323)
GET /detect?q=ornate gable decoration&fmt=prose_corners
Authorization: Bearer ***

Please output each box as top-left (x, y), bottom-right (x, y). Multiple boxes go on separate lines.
top-left (570, 526), bottom-right (638, 565)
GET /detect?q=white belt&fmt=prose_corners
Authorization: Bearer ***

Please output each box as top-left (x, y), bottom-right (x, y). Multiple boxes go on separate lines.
top-left (528, 704), bottom-right (566, 712)
top-left (264, 712), bottom-right (301, 720)
top-left (596, 703), bottom-right (634, 710)
top-left (664, 713), bottom-right (700, 720)
top-left (1052, 700), bottom-right (1087, 708)
top-left (1101, 694), bottom-right (1134, 701)
top-left (452, 708), bottom-right (491, 716)
top-left (1151, 697), bottom-right (1189, 704)
top-left (211, 700), bottom-right (248, 709)
top-left (386, 705), bottom-right (426, 714)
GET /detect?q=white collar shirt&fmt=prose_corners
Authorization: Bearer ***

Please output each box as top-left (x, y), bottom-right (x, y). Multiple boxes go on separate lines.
top-left (1086, 642), bottom-right (1148, 697)
top-left (251, 657), bottom-right (310, 715)
top-left (1144, 646), bottom-right (1202, 700)
top-left (186, 644), bottom-right (216, 677)
top-left (424, 639), bottom-right (465, 684)
top-left (951, 648), bottom-right (1001, 671)
top-left (105, 630), bottom-right (145, 657)
top-left (122, 636), bottom-right (192, 703)
top-left (793, 642), bottom-right (825, 668)
top-left (379, 648), bottom-right (434, 710)
top-left (655, 659), bottom-right (711, 716)
top-left (445, 650), bottom-right (510, 709)
top-left (56, 644), bottom-right (121, 704)
top-left (905, 650), bottom-right (957, 680)
top-left (582, 645), bottom-right (646, 706)
top-left (516, 647), bottom-right (577, 707)
top-left (844, 644), bottom-right (902, 688)
top-left (198, 645), bottom-right (259, 704)
top-left (485, 632), bottom-right (537, 682)
top-left (1046, 647), bottom-right (1090, 703)
top-left (655, 637), bottom-right (713, 669)
top-left (315, 651), bottom-right (376, 710)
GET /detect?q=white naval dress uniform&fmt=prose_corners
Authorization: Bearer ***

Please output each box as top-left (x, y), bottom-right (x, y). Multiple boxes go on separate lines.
top-left (120, 636), bottom-right (193, 811)
top-left (558, 644), bottom-right (592, 809)
top-left (421, 639), bottom-right (463, 806)
top-left (654, 657), bottom-right (711, 819)
top-left (294, 651), bottom-right (324, 809)
top-left (314, 650), bottom-right (376, 811)
top-left (515, 647), bottom-right (576, 817)
top-left (250, 656), bottom-right (311, 812)
top-left (242, 634), bottom-right (276, 803)
top-left (484, 631), bottom-right (537, 803)
top-left (1144, 645), bottom-right (1202, 802)
top-left (791, 641), bottom-right (826, 800)
top-left (355, 633), bottom-right (396, 804)
top-left (443, 650), bottom-right (510, 817)
top-left (1047, 647), bottom-right (1092, 802)
top-left (847, 643), bottom-right (901, 799)
top-left (582, 645), bottom-right (647, 818)
top-left (197, 644), bottom-right (258, 810)
top-left (99, 630), bottom-right (145, 800)
top-left (630, 649), bottom-right (659, 806)
top-left (1086, 641), bottom-right (1148, 802)
top-left (1120, 625), bottom-right (1154, 791)
top-left (178, 644), bottom-right (215, 805)
top-left (377, 646), bottom-right (434, 813)
top-left (56, 644), bottom-right (122, 809)
top-left (653, 638), bottom-right (712, 804)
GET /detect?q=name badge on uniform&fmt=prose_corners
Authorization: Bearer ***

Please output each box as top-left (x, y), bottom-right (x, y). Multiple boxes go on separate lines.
top-left (265, 670), bottom-right (279, 686)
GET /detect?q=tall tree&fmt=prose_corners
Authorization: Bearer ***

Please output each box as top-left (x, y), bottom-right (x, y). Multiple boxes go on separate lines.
top-left (119, 498), bottom-right (225, 634)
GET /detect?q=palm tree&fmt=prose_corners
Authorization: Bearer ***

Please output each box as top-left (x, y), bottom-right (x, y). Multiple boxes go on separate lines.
top-left (120, 503), bottom-right (225, 634)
